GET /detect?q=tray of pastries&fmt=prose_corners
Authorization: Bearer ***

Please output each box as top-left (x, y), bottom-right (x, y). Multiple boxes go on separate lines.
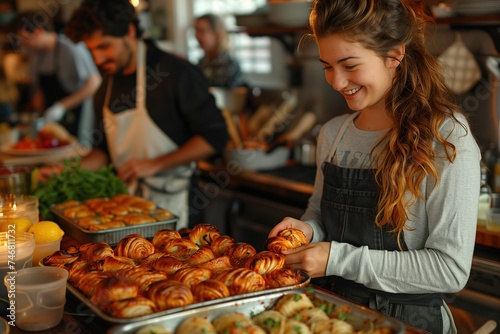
top-left (108, 286), bottom-right (405, 334)
top-left (50, 194), bottom-right (178, 244)
top-left (41, 224), bottom-right (310, 323)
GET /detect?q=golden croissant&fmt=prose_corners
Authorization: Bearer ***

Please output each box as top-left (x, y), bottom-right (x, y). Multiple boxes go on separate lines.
top-left (226, 242), bottom-right (257, 267)
top-left (43, 246), bottom-right (80, 267)
top-left (115, 266), bottom-right (168, 293)
top-left (90, 276), bottom-right (139, 307)
top-left (188, 246), bottom-right (215, 265)
top-left (263, 267), bottom-right (304, 289)
top-left (189, 224), bottom-right (221, 247)
top-left (162, 238), bottom-right (199, 260)
top-left (105, 296), bottom-right (157, 318)
top-left (146, 280), bottom-right (194, 311)
top-left (114, 233), bottom-right (155, 260)
top-left (197, 255), bottom-right (233, 274)
top-left (79, 242), bottom-right (114, 262)
top-left (152, 228), bottom-right (181, 249)
top-left (265, 228), bottom-right (307, 254)
top-left (214, 268), bottom-right (266, 296)
top-left (245, 251), bottom-right (285, 275)
top-left (75, 270), bottom-right (113, 298)
top-left (171, 267), bottom-right (213, 288)
top-left (210, 235), bottom-right (235, 257)
top-left (151, 255), bottom-right (188, 275)
top-left (191, 279), bottom-right (230, 302)
top-left (90, 256), bottom-right (136, 272)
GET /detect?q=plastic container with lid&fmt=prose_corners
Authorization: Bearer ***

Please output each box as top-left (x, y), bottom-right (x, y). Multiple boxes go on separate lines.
top-left (0, 194), bottom-right (39, 225)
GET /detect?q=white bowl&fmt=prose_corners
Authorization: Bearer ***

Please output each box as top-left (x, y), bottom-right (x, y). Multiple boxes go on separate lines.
top-left (224, 147), bottom-right (290, 171)
top-left (268, 0), bottom-right (313, 27)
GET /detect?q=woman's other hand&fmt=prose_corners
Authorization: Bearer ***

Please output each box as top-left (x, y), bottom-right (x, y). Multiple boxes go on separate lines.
top-left (283, 242), bottom-right (331, 278)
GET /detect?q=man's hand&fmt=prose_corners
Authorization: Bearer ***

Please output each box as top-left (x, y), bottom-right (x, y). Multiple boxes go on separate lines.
top-left (45, 102), bottom-right (65, 122)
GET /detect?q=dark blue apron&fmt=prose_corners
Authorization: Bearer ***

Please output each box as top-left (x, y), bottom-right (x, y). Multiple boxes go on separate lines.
top-left (318, 113), bottom-right (444, 333)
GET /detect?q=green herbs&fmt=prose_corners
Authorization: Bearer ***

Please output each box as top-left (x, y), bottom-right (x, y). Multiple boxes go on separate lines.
top-left (32, 157), bottom-right (128, 219)
top-left (293, 294), bottom-right (302, 302)
top-left (263, 318), bottom-right (281, 329)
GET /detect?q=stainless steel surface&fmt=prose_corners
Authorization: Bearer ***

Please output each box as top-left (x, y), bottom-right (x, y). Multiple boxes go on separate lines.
top-left (0, 164), bottom-right (35, 194)
top-left (107, 287), bottom-right (406, 334)
top-left (50, 207), bottom-right (178, 245)
top-left (66, 272), bottom-right (310, 324)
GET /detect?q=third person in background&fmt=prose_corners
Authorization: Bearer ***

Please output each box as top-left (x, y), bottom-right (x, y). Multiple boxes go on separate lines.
top-left (194, 13), bottom-right (247, 88)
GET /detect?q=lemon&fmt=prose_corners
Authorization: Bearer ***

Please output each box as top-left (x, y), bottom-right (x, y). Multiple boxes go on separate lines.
top-left (28, 221), bottom-right (64, 244)
top-left (0, 218), bottom-right (33, 233)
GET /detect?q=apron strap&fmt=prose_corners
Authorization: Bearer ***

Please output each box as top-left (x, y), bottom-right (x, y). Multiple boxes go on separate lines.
top-left (327, 112), bottom-right (359, 162)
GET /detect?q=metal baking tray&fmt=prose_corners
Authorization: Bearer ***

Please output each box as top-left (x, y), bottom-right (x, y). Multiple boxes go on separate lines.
top-left (66, 271), bottom-right (310, 324)
top-left (50, 207), bottom-right (178, 244)
top-left (107, 286), bottom-right (405, 334)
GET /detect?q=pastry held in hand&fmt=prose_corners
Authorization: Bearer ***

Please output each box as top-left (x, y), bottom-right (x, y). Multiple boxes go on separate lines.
top-left (265, 228), bottom-right (308, 254)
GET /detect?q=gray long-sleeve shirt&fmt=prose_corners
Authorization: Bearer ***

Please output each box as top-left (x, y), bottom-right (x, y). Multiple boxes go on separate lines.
top-left (301, 112), bottom-right (480, 331)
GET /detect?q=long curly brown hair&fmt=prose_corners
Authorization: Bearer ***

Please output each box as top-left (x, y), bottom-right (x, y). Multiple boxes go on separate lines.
top-left (310, 0), bottom-right (466, 247)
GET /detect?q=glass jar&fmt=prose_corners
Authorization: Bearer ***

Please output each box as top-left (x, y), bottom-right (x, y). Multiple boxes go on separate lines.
top-left (0, 194), bottom-right (39, 225)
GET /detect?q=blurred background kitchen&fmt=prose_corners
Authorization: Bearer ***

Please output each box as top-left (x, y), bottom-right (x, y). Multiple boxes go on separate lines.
top-left (0, 0), bottom-right (499, 333)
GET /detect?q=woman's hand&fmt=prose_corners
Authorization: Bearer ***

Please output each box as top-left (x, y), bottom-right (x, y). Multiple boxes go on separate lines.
top-left (268, 217), bottom-right (313, 242)
top-left (283, 242), bottom-right (331, 278)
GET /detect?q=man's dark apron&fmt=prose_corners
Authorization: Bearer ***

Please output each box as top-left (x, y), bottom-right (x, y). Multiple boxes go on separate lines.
top-left (318, 113), bottom-right (444, 333)
top-left (38, 42), bottom-right (82, 138)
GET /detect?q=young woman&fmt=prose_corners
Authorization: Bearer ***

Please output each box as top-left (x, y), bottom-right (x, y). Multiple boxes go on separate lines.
top-left (268, 1), bottom-right (480, 333)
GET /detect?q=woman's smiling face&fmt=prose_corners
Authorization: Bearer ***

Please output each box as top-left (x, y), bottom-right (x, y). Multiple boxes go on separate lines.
top-left (318, 34), bottom-right (399, 116)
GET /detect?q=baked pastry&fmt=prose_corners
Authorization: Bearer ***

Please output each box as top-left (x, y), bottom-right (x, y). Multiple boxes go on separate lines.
top-left (284, 320), bottom-right (311, 334)
top-left (196, 255), bottom-right (232, 273)
top-left (90, 276), bottom-right (139, 307)
top-left (139, 253), bottom-right (165, 268)
top-left (146, 280), bottom-right (193, 311)
top-left (187, 246), bottom-right (215, 265)
top-left (76, 216), bottom-right (106, 229)
top-left (87, 221), bottom-right (126, 231)
top-left (188, 224), bottom-right (221, 247)
top-left (245, 251), bottom-right (285, 275)
top-left (190, 279), bottom-right (230, 302)
top-left (42, 246), bottom-right (80, 267)
top-left (213, 313), bottom-right (264, 334)
top-left (136, 325), bottom-right (172, 334)
top-left (226, 242), bottom-right (257, 267)
top-left (121, 213), bottom-right (156, 225)
top-left (151, 228), bottom-right (181, 250)
top-left (161, 238), bottom-right (199, 260)
top-left (146, 209), bottom-right (175, 221)
top-left (62, 205), bottom-right (93, 219)
top-left (177, 317), bottom-right (216, 334)
top-left (105, 296), bottom-right (156, 318)
top-left (265, 228), bottom-right (308, 254)
top-left (295, 308), bottom-right (329, 326)
top-left (151, 256), bottom-right (188, 275)
top-left (262, 267), bottom-right (304, 289)
top-left (79, 242), bottom-right (114, 263)
top-left (90, 256), bottom-right (136, 272)
top-left (210, 235), bottom-right (235, 256)
top-left (115, 266), bottom-right (168, 293)
top-left (74, 270), bottom-right (113, 297)
top-left (53, 200), bottom-right (80, 211)
top-left (67, 259), bottom-right (91, 286)
top-left (114, 234), bottom-right (155, 260)
top-left (273, 293), bottom-right (314, 318)
top-left (171, 267), bottom-right (212, 288)
top-left (252, 310), bottom-right (285, 334)
top-left (310, 319), bottom-right (355, 334)
top-left (214, 268), bottom-right (266, 296)
top-left (128, 199), bottom-right (156, 210)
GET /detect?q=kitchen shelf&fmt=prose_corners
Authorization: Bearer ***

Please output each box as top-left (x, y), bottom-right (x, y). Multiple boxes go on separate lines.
top-left (433, 14), bottom-right (500, 53)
